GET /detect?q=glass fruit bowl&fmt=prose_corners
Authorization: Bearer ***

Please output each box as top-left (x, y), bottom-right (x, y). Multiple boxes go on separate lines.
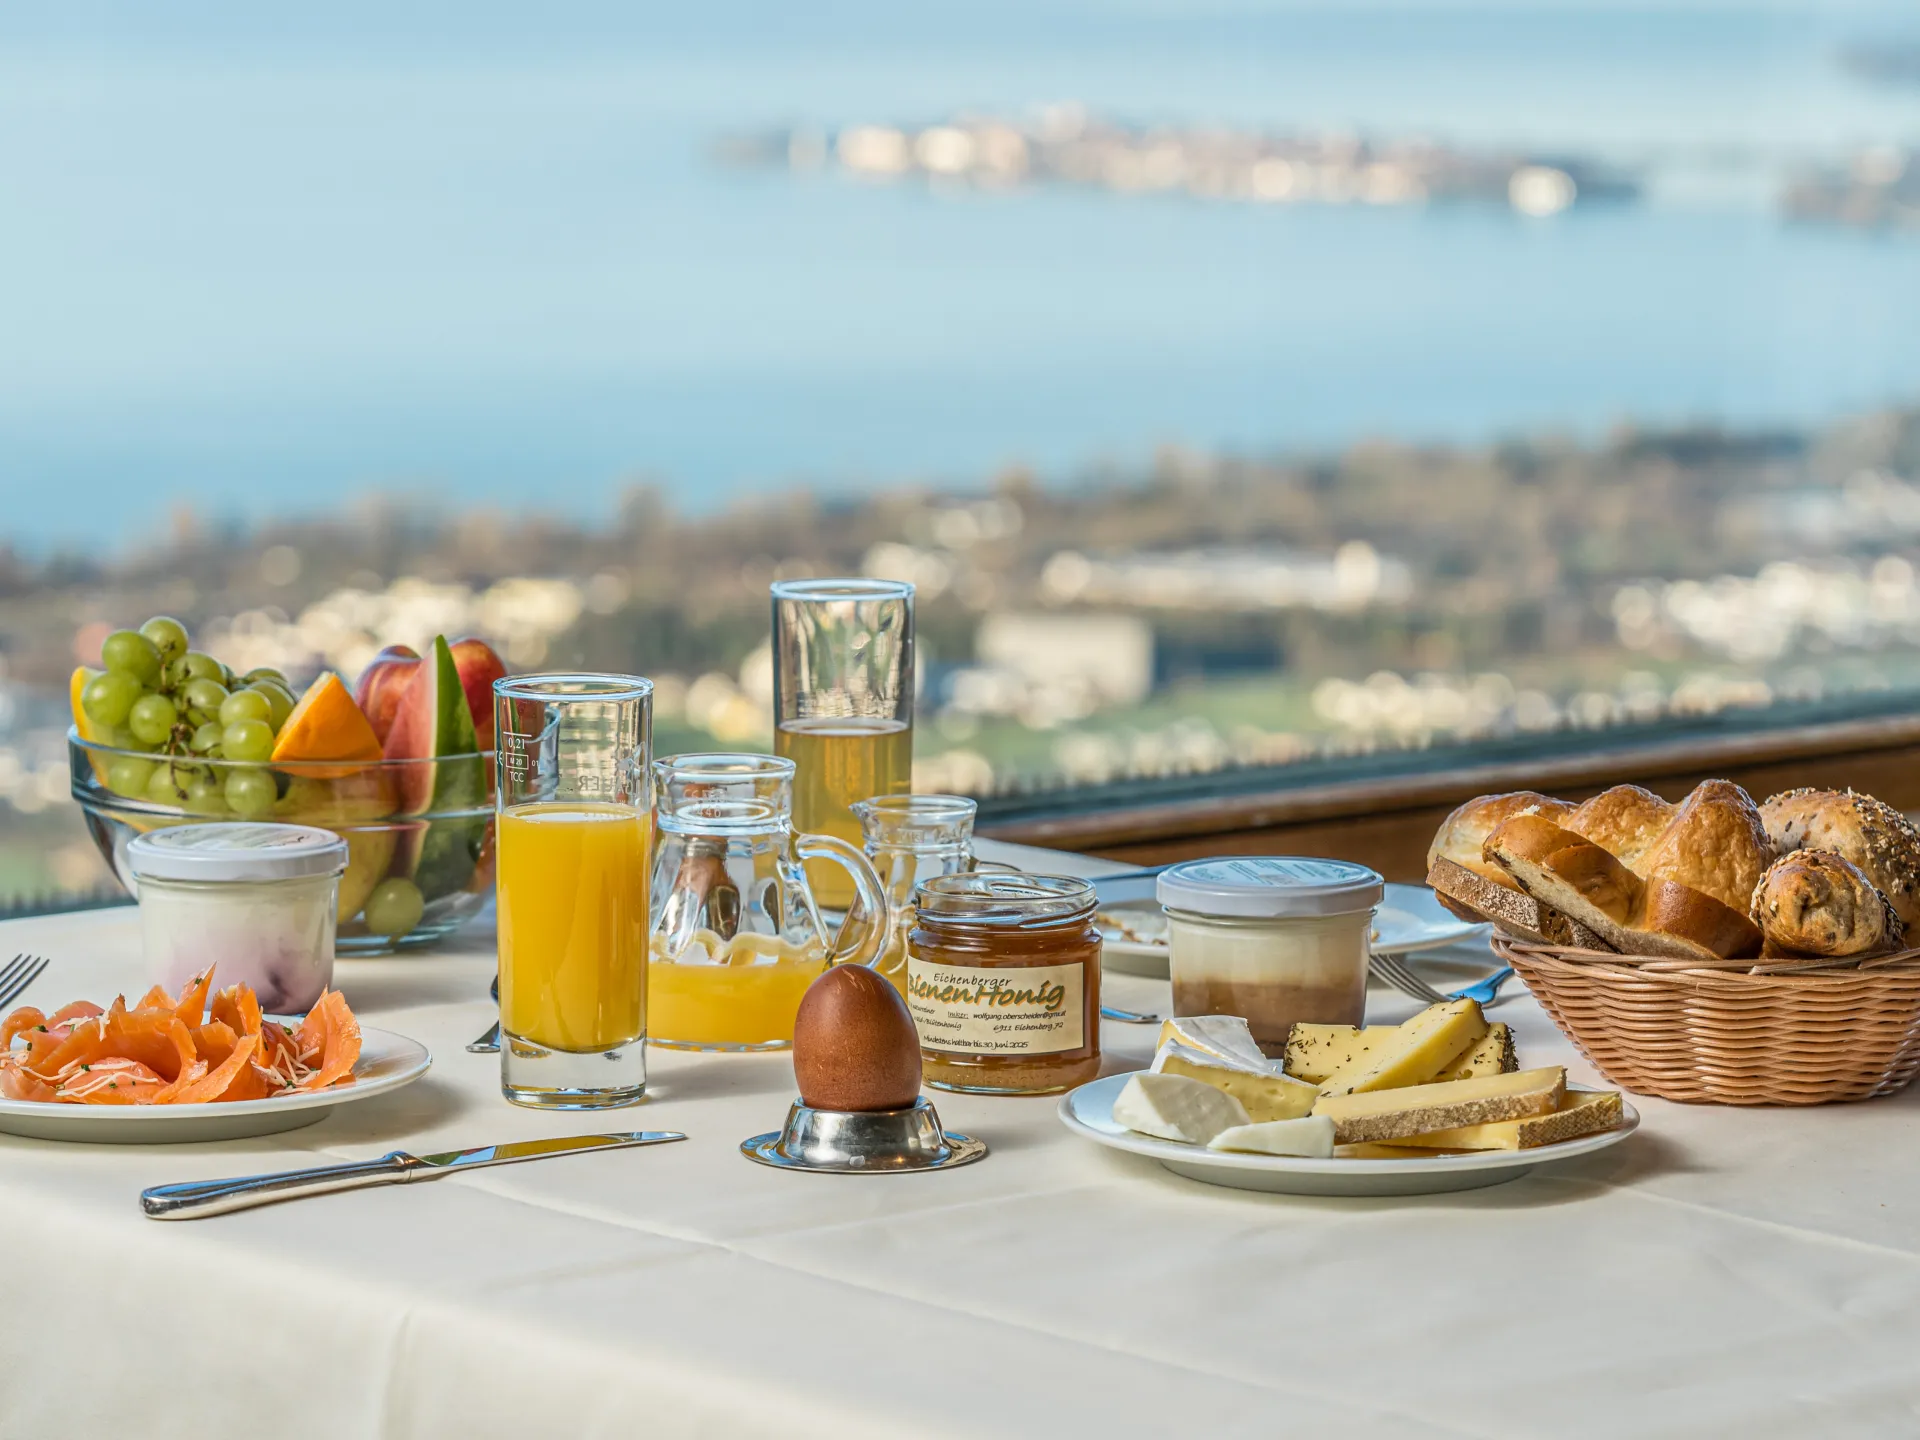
top-left (70, 730), bottom-right (496, 955)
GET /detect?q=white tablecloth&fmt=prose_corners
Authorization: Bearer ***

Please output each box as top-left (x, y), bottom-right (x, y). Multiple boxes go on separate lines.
top-left (4, 847), bottom-right (1919, 1438)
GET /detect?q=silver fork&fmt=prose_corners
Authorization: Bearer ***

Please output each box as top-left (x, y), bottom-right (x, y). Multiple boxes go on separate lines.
top-left (1370, 951), bottom-right (1514, 1008)
top-left (467, 975), bottom-right (501, 1054)
top-left (0, 953), bottom-right (50, 1010)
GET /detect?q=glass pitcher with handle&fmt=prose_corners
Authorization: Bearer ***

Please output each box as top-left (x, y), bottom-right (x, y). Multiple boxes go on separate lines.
top-left (853, 793), bottom-right (1011, 994)
top-left (649, 753), bottom-right (887, 1051)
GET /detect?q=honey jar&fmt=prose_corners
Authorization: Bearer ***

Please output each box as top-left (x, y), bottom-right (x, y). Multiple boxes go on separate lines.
top-left (905, 873), bottom-right (1101, 1095)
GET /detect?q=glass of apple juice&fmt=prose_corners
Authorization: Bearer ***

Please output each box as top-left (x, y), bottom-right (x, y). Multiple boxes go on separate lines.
top-left (771, 578), bottom-right (914, 912)
top-left (493, 674), bottom-right (653, 1108)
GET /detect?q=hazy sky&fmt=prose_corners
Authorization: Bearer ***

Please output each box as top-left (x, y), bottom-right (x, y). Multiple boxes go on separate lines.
top-left (4, 0), bottom-right (1919, 551)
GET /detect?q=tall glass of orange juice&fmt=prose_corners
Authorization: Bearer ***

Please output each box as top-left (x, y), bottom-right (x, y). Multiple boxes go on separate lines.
top-left (494, 674), bottom-right (653, 1109)
top-left (771, 578), bottom-right (914, 910)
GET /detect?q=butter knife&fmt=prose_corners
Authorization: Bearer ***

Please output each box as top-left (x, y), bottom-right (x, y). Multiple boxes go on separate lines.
top-left (1088, 865), bottom-right (1175, 906)
top-left (140, 1131), bottom-right (687, 1220)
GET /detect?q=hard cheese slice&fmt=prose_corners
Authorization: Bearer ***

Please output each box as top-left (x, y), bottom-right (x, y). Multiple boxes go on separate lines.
top-left (1111, 1072), bottom-right (1251, 1144)
top-left (1153, 1043), bottom-right (1319, 1121)
top-left (1313, 1066), bottom-right (1565, 1144)
top-left (1316, 999), bottom-right (1489, 1097)
top-left (1155, 1015), bottom-right (1272, 1073)
top-left (1377, 1089), bottom-right (1622, 1151)
top-left (1286, 1021), bottom-right (1515, 1084)
top-left (1207, 1115), bottom-right (1336, 1158)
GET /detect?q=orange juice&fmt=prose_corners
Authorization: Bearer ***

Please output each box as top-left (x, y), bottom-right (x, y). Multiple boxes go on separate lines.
top-left (497, 801), bottom-right (650, 1052)
top-left (648, 930), bottom-right (829, 1050)
top-left (775, 716), bottom-right (911, 907)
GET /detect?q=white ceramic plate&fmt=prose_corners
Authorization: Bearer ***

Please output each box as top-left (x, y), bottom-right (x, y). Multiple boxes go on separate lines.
top-left (1099, 881), bottom-right (1491, 978)
top-left (1059, 1072), bottom-right (1638, 1196)
top-left (0, 1025), bottom-right (432, 1144)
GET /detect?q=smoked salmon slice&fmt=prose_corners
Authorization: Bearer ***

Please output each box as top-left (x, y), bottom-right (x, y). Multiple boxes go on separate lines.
top-left (0, 969), bottom-right (363, 1107)
top-left (294, 992), bottom-right (361, 1091)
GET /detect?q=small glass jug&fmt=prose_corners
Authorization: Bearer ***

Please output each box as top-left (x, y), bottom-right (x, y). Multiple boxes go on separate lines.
top-left (853, 794), bottom-right (1004, 994)
top-left (649, 753), bottom-right (887, 1051)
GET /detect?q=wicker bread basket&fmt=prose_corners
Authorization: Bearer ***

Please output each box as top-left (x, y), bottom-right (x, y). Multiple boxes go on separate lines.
top-left (1493, 935), bottom-right (1920, 1104)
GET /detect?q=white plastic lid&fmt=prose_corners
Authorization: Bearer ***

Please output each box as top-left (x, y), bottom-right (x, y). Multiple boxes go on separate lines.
top-left (127, 823), bottom-right (349, 884)
top-left (1156, 856), bottom-right (1384, 919)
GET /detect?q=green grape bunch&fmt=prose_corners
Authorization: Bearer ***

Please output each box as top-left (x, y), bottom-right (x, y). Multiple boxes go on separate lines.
top-left (82, 615), bottom-right (299, 813)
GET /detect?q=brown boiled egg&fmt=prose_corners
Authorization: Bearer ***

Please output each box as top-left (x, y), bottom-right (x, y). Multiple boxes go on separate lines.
top-left (792, 964), bottom-right (922, 1112)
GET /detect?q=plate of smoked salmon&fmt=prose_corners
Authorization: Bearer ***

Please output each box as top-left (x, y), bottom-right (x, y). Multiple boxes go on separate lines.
top-left (0, 969), bottom-right (430, 1143)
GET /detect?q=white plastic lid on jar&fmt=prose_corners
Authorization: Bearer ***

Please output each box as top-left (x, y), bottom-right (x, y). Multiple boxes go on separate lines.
top-left (127, 823), bottom-right (349, 884)
top-left (1156, 856), bottom-right (1384, 919)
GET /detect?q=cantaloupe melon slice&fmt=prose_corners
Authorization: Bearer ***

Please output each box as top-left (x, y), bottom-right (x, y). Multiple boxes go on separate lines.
top-left (272, 673), bottom-right (384, 776)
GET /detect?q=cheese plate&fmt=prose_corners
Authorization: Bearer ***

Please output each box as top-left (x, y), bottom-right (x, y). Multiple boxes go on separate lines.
top-left (1099, 881), bottom-right (1490, 978)
top-left (1058, 1071), bottom-right (1637, 1196)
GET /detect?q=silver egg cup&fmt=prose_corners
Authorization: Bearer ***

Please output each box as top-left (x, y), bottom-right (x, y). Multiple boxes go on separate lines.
top-left (741, 1096), bottom-right (987, 1174)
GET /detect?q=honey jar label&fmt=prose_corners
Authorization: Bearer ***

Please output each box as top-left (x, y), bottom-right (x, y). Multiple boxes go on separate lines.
top-left (905, 960), bottom-right (1085, 1055)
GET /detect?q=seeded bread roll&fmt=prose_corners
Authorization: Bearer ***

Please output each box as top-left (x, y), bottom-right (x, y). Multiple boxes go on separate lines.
top-left (1426, 792), bottom-right (1577, 891)
top-left (1750, 849), bottom-right (1900, 959)
top-left (1760, 789), bottom-right (1920, 945)
top-left (1633, 780), bottom-right (1774, 916)
top-left (1562, 784), bottom-right (1676, 872)
top-left (1485, 812), bottom-right (1761, 962)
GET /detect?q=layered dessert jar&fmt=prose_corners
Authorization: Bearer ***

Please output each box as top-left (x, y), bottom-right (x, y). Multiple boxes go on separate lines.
top-left (1157, 857), bottom-right (1383, 1056)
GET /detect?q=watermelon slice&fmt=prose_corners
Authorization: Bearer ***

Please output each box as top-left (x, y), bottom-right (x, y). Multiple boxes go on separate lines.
top-left (385, 636), bottom-right (488, 900)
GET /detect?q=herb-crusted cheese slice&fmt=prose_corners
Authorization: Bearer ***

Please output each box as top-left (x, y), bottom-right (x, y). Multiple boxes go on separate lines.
top-left (1313, 1066), bottom-right (1565, 1144)
top-left (1284, 1024), bottom-right (1395, 1082)
top-left (1207, 1115), bottom-right (1336, 1157)
top-left (1155, 1016), bottom-right (1273, 1073)
top-left (1153, 1043), bottom-right (1319, 1121)
top-left (1316, 999), bottom-right (1490, 1097)
top-left (1111, 1072), bottom-right (1251, 1144)
top-left (1434, 1024), bottom-right (1517, 1083)
top-left (1286, 1021), bottom-right (1516, 1084)
top-left (1378, 1088), bottom-right (1621, 1151)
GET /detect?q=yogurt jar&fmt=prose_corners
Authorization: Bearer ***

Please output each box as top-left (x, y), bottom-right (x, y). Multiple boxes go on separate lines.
top-left (1157, 857), bottom-right (1384, 1056)
top-left (127, 823), bottom-right (349, 1014)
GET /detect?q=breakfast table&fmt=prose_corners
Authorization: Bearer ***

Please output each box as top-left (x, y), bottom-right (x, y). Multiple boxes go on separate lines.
top-left (3, 838), bottom-right (1918, 1439)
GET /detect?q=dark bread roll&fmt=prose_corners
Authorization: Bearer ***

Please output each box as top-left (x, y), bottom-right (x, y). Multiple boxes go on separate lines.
top-left (1750, 848), bottom-right (1900, 959)
top-left (1563, 784), bottom-right (1675, 871)
top-left (1760, 789), bottom-right (1920, 945)
top-left (1484, 813), bottom-right (1640, 927)
top-left (1634, 780), bottom-right (1773, 916)
top-left (1427, 792), bottom-right (1577, 891)
top-left (1426, 856), bottom-right (1613, 950)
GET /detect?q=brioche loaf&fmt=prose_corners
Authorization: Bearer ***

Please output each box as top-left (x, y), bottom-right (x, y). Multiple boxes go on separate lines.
top-left (1562, 784), bottom-right (1675, 871)
top-left (1749, 849), bottom-right (1900, 959)
top-left (1426, 791), bottom-right (1577, 890)
top-left (1760, 789), bottom-right (1920, 945)
top-left (1632, 780), bottom-right (1773, 915)
top-left (1484, 812), bottom-right (1761, 962)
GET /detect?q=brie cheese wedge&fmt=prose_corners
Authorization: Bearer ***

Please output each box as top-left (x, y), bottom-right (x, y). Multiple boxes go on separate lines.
top-left (1206, 1115), bottom-right (1337, 1158)
top-left (1111, 1072), bottom-right (1251, 1144)
top-left (1155, 1015), bottom-right (1273, 1073)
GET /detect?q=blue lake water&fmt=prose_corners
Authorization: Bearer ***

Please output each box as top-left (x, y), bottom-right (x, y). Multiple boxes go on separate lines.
top-left (4, 1), bottom-right (1920, 551)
